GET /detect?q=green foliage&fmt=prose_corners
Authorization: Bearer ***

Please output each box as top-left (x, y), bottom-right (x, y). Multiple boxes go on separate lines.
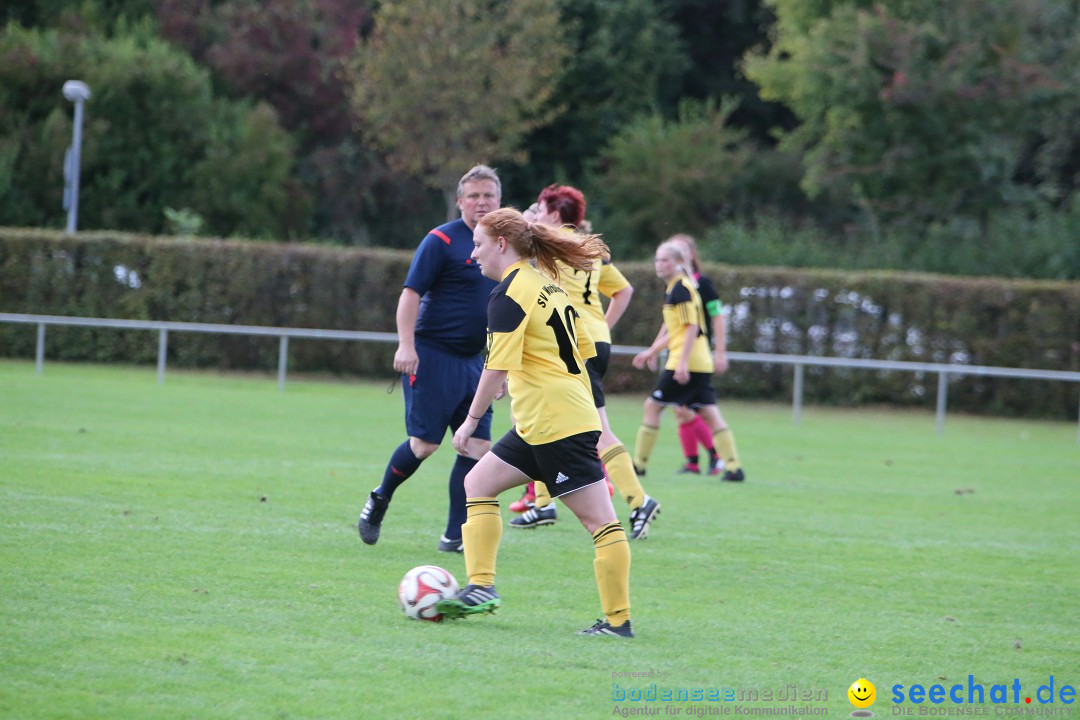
top-left (699, 196), bottom-right (1080, 281)
top-left (609, 259), bottom-right (1080, 419)
top-left (4, 0), bottom-right (1080, 275)
top-left (163, 207), bottom-right (205, 236)
top-left (349, 0), bottom-right (570, 216)
top-left (156, 0), bottom-right (404, 243)
top-left (745, 0), bottom-right (1080, 227)
top-left (587, 99), bottom-right (806, 253)
top-left (2, 228), bottom-right (1077, 418)
top-left (297, 139), bottom-right (446, 248)
top-left (188, 101), bottom-right (302, 239)
top-left (513, 0), bottom-right (689, 188)
top-left (0, 228), bottom-right (405, 373)
top-left (659, 0), bottom-right (794, 141)
top-left (2, 0), bottom-right (157, 33)
top-left (0, 24), bottom-right (302, 238)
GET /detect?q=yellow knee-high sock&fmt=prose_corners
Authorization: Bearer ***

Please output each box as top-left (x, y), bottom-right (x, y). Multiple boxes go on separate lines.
top-left (592, 521), bottom-right (631, 627)
top-left (632, 425), bottom-right (659, 472)
top-left (463, 497), bottom-right (502, 586)
top-left (534, 481), bottom-right (552, 508)
top-left (712, 428), bottom-right (741, 471)
top-left (601, 444), bottom-right (645, 510)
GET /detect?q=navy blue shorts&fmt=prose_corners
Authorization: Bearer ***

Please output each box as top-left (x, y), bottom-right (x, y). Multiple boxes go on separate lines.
top-left (402, 342), bottom-right (493, 444)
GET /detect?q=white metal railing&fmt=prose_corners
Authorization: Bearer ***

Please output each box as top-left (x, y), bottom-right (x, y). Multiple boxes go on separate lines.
top-left (3, 312), bottom-right (1079, 442)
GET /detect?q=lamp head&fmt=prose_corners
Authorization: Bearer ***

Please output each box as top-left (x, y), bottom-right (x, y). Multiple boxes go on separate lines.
top-left (62, 80), bottom-right (91, 102)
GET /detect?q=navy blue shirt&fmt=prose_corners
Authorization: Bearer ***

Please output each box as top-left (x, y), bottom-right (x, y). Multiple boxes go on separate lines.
top-left (404, 218), bottom-right (497, 357)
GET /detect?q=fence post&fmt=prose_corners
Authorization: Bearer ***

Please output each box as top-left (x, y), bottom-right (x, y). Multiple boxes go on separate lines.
top-left (278, 336), bottom-right (289, 391)
top-left (157, 329), bottom-right (168, 384)
top-left (792, 363), bottom-right (804, 426)
top-left (35, 323), bottom-right (46, 375)
top-left (935, 371), bottom-right (949, 435)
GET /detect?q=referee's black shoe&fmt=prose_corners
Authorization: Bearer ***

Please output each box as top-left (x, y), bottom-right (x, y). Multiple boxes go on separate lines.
top-left (437, 535), bottom-right (464, 553)
top-left (358, 490), bottom-right (389, 545)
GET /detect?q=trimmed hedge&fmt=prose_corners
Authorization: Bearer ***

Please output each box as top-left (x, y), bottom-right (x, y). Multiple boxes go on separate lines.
top-left (2, 228), bottom-right (1078, 419)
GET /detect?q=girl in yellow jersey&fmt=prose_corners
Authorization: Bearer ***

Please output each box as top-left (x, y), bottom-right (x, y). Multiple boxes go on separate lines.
top-left (437, 207), bottom-right (634, 638)
top-left (631, 240), bottom-right (735, 476)
top-left (512, 184), bottom-right (661, 541)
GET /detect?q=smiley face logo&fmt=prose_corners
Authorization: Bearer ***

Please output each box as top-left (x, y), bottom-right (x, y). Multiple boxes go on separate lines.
top-left (848, 678), bottom-right (877, 709)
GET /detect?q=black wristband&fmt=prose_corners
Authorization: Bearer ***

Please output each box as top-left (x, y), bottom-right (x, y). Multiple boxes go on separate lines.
top-left (468, 412), bottom-right (483, 421)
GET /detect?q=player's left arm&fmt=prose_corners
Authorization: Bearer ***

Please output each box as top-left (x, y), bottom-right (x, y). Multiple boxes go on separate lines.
top-left (675, 323), bottom-right (698, 384)
top-left (453, 368), bottom-right (509, 456)
top-left (574, 311), bottom-right (597, 362)
top-left (605, 285), bottom-right (633, 330)
top-left (712, 311), bottom-right (729, 374)
top-left (599, 263), bottom-right (633, 330)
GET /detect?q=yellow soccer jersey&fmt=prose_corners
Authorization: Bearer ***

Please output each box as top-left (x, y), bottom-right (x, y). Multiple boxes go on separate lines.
top-left (485, 260), bottom-right (601, 443)
top-left (662, 275), bottom-right (713, 373)
top-left (554, 258), bottom-right (630, 345)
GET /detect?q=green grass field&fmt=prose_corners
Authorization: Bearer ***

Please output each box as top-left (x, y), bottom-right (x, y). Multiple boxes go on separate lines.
top-left (1, 360), bottom-right (1077, 720)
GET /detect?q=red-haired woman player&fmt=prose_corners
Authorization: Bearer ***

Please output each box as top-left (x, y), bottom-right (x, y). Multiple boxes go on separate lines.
top-left (437, 207), bottom-right (635, 637)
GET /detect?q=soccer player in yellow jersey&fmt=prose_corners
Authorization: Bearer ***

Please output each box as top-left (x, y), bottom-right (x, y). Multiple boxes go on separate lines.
top-left (666, 234), bottom-right (744, 482)
top-left (640, 234), bottom-right (745, 482)
top-left (511, 184), bottom-right (661, 540)
top-left (436, 207), bottom-right (634, 638)
top-left (631, 240), bottom-right (740, 478)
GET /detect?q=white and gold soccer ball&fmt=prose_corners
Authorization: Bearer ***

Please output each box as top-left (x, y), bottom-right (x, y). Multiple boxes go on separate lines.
top-left (397, 565), bottom-right (460, 622)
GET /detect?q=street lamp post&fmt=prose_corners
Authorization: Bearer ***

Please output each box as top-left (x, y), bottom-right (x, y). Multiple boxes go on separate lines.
top-left (62, 80), bottom-right (91, 234)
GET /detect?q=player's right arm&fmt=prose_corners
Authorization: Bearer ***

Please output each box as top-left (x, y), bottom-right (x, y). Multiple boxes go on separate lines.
top-left (395, 231), bottom-right (446, 375)
top-left (633, 324), bottom-right (669, 372)
top-left (393, 288), bottom-right (421, 375)
top-left (674, 323), bottom-right (698, 384)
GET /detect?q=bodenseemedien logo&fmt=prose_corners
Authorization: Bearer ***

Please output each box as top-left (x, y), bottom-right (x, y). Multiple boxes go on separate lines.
top-left (850, 678), bottom-right (877, 717)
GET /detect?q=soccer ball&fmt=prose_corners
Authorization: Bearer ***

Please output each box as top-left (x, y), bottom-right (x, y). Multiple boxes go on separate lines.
top-left (398, 565), bottom-right (460, 622)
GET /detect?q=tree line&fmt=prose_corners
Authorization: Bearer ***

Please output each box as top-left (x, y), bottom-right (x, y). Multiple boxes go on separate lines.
top-left (2, 0), bottom-right (1078, 279)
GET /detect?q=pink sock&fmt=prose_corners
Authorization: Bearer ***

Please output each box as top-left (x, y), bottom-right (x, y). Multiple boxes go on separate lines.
top-left (693, 415), bottom-right (714, 451)
top-left (526, 481), bottom-right (535, 496)
top-left (678, 421), bottom-right (698, 458)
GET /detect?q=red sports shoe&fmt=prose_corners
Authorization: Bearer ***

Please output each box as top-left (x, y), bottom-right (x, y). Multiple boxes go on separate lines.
top-left (509, 488), bottom-right (536, 513)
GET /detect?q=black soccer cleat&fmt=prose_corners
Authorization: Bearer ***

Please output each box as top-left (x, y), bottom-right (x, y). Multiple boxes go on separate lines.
top-left (436, 584), bottom-right (501, 619)
top-left (357, 490), bottom-right (389, 545)
top-left (721, 468), bottom-right (745, 483)
top-left (633, 463), bottom-right (647, 478)
top-left (628, 495), bottom-right (660, 540)
top-left (437, 535), bottom-right (464, 553)
top-left (579, 618), bottom-right (634, 638)
top-left (509, 504), bottom-right (557, 529)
